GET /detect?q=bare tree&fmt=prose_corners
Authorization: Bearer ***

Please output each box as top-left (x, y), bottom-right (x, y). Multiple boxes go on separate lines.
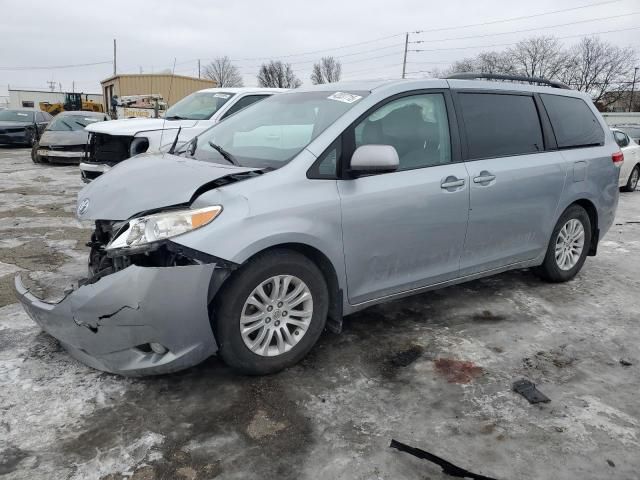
top-left (311, 57), bottom-right (342, 84)
top-left (563, 37), bottom-right (636, 107)
top-left (257, 60), bottom-right (302, 88)
top-left (203, 56), bottom-right (244, 87)
top-left (448, 51), bottom-right (516, 76)
top-left (507, 36), bottom-right (571, 80)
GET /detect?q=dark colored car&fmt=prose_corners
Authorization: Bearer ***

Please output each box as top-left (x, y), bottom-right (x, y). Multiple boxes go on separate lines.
top-left (0, 109), bottom-right (51, 146)
top-left (32, 111), bottom-right (109, 164)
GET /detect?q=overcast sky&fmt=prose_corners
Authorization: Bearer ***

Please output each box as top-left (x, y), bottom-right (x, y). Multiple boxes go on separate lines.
top-left (1, 0), bottom-right (638, 100)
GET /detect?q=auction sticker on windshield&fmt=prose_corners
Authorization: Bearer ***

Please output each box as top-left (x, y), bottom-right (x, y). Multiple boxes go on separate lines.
top-left (214, 93), bottom-right (231, 99)
top-left (327, 92), bottom-right (362, 104)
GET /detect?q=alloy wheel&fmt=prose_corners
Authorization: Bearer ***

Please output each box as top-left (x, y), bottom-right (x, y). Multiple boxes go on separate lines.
top-left (240, 275), bottom-right (313, 357)
top-left (554, 219), bottom-right (585, 271)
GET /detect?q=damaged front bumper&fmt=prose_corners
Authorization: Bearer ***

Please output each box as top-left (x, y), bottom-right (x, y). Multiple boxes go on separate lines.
top-left (14, 262), bottom-right (219, 376)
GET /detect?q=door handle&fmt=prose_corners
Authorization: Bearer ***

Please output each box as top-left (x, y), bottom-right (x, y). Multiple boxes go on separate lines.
top-left (441, 177), bottom-right (465, 189)
top-left (473, 172), bottom-right (496, 184)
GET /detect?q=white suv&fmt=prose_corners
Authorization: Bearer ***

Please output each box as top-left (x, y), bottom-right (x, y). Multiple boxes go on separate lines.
top-left (80, 87), bottom-right (284, 182)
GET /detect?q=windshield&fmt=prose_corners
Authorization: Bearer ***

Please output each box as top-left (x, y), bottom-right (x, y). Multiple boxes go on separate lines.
top-left (182, 90), bottom-right (368, 169)
top-left (47, 115), bottom-right (105, 131)
top-left (165, 91), bottom-right (235, 120)
top-left (0, 110), bottom-right (34, 122)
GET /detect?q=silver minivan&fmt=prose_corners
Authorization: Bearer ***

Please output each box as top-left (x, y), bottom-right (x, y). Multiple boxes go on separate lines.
top-left (15, 75), bottom-right (621, 376)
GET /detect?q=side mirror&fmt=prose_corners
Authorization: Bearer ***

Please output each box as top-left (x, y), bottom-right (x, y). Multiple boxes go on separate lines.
top-left (350, 145), bottom-right (399, 174)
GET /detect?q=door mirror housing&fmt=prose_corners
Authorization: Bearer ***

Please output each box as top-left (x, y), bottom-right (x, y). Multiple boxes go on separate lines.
top-left (350, 145), bottom-right (399, 174)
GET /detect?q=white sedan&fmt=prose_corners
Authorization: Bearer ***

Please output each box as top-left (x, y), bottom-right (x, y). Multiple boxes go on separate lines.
top-left (612, 128), bottom-right (640, 192)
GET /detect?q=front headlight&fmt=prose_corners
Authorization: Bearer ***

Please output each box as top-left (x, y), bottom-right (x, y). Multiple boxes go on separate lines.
top-left (106, 205), bottom-right (222, 251)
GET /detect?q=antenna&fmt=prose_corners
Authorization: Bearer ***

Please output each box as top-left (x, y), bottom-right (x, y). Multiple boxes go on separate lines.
top-left (159, 58), bottom-right (177, 151)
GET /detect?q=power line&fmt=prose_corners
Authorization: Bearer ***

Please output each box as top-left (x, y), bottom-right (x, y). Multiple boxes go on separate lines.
top-left (410, 11), bottom-right (639, 44)
top-left (0, 60), bottom-right (112, 71)
top-left (413, 0), bottom-right (621, 34)
top-left (127, 0), bottom-right (622, 74)
top-left (409, 25), bottom-right (640, 54)
top-left (235, 44), bottom-right (405, 71)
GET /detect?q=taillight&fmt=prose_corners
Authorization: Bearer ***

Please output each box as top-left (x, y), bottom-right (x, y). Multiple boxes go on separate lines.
top-left (612, 151), bottom-right (624, 166)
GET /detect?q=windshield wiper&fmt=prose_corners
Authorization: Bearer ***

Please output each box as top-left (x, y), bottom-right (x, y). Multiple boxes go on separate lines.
top-left (189, 136), bottom-right (198, 156)
top-left (208, 141), bottom-right (239, 166)
top-left (165, 115), bottom-right (186, 120)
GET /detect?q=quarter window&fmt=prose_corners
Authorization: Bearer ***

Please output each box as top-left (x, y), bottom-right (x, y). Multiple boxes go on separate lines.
top-left (613, 130), bottom-right (629, 148)
top-left (308, 139), bottom-right (341, 179)
top-left (458, 93), bottom-right (544, 159)
top-left (353, 93), bottom-right (451, 170)
top-left (540, 94), bottom-right (604, 149)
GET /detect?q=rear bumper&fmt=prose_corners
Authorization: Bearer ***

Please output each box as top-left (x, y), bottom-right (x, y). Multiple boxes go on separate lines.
top-left (14, 263), bottom-right (218, 376)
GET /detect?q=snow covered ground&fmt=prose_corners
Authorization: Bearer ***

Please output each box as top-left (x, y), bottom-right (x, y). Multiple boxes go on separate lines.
top-left (1, 146), bottom-right (639, 479)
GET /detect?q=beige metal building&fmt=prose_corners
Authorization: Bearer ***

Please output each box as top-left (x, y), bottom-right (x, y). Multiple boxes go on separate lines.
top-left (100, 74), bottom-right (216, 112)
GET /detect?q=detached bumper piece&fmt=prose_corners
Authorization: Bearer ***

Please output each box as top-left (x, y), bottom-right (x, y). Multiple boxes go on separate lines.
top-left (14, 263), bottom-right (218, 376)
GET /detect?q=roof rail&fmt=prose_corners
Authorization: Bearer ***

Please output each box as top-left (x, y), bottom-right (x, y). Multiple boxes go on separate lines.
top-left (446, 72), bottom-right (570, 90)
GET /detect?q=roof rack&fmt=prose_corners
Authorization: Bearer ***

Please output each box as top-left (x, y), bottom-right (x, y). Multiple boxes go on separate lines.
top-left (446, 72), bottom-right (570, 90)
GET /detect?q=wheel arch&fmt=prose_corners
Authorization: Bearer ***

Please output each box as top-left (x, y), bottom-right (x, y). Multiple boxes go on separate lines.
top-left (218, 242), bottom-right (344, 334)
top-left (570, 198), bottom-right (599, 256)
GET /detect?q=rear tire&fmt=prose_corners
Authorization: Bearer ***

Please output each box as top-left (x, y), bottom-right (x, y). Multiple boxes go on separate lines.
top-left (534, 205), bottom-right (591, 283)
top-left (214, 249), bottom-right (328, 375)
top-left (622, 165), bottom-right (639, 192)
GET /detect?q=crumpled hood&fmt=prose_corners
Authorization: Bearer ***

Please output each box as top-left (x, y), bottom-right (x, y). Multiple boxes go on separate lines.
top-left (86, 118), bottom-right (200, 136)
top-left (77, 153), bottom-right (259, 221)
top-left (38, 130), bottom-right (88, 147)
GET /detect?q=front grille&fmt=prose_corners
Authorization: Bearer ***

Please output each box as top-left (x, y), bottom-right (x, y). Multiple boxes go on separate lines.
top-left (0, 127), bottom-right (25, 134)
top-left (86, 133), bottom-right (133, 165)
top-left (47, 144), bottom-right (86, 152)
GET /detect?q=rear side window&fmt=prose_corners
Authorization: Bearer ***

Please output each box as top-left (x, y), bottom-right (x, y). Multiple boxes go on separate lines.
top-left (458, 93), bottom-right (544, 159)
top-left (540, 94), bottom-right (604, 149)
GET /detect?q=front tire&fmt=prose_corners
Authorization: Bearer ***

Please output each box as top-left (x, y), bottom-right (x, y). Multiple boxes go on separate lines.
top-left (31, 144), bottom-right (42, 163)
top-left (535, 205), bottom-right (591, 283)
top-left (622, 165), bottom-right (639, 192)
top-left (214, 249), bottom-right (328, 375)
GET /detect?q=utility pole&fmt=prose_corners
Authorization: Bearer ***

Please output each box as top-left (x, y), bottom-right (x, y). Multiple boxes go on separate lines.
top-left (113, 38), bottom-right (117, 76)
top-left (629, 67), bottom-right (638, 112)
top-left (402, 33), bottom-right (409, 79)
top-left (198, 59), bottom-right (201, 79)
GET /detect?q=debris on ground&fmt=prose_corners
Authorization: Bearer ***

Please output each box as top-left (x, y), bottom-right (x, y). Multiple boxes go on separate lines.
top-left (388, 345), bottom-right (424, 367)
top-left (512, 379), bottom-right (551, 404)
top-left (619, 359), bottom-right (632, 367)
top-left (390, 439), bottom-right (499, 480)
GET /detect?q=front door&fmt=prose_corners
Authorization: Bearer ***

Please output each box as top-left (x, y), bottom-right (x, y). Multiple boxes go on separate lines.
top-left (338, 92), bottom-right (470, 305)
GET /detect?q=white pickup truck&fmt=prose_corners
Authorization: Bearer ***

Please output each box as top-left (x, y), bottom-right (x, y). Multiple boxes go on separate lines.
top-left (80, 87), bottom-right (284, 182)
